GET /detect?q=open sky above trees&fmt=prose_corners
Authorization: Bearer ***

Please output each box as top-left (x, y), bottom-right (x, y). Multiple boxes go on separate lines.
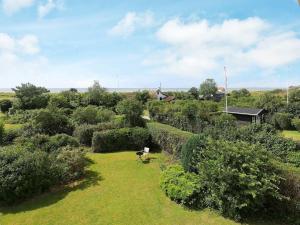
top-left (0, 0), bottom-right (300, 88)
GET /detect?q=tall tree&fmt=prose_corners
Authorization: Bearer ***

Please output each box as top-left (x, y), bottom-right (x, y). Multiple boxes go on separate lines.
top-left (199, 79), bottom-right (218, 100)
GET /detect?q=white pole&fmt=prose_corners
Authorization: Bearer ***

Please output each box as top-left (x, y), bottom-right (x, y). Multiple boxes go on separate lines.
top-left (224, 66), bottom-right (228, 113)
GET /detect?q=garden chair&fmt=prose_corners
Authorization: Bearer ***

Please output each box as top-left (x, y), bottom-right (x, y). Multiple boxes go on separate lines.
top-left (136, 147), bottom-right (150, 160)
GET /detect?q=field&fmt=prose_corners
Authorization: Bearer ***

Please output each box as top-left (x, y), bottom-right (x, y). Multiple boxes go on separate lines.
top-left (282, 130), bottom-right (300, 141)
top-left (0, 152), bottom-right (283, 225)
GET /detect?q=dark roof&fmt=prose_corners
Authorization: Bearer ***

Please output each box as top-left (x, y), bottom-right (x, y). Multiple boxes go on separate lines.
top-left (164, 96), bottom-right (175, 102)
top-left (225, 107), bottom-right (264, 116)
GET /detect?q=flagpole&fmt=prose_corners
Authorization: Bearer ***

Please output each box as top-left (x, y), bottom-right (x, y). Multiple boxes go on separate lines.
top-left (224, 66), bottom-right (228, 113)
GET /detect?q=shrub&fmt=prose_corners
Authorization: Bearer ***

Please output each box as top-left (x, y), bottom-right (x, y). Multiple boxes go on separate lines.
top-left (0, 122), bottom-right (4, 144)
top-left (54, 147), bottom-right (86, 183)
top-left (0, 147), bottom-right (55, 204)
top-left (12, 83), bottom-right (49, 110)
top-left (181, 134), bottom-right (207, 173)
top-left (30, 109), bottom-right (74, 135)
top-left (116, 99), bottom-right (144, 127)
top-left (292, 118), bottom-right (300, 131)
top-left (2, 128), bottom-right (21, 145)
top-left (135, 90), bottom-right (151, 104)
top-left (48, 134), bottom-right (79, 151)
top-left (72, 106), bottom-right (115, 125)
top-left (197, 140), bottom-right (282, 220)
top-left (92, 127), bottom-right (149, 152)
top-left (0, 99), bottom-right (12, 113)
top-left (273, 113), bottom-right (293, 130)
top-left (73, 121), bottom-right (123, 146)
top-left (160, 165), bottom-right (202, 207)
top-left (147, 122), bottom-right (193, 155)
top-left (287, 152), bottom-right (300, 167)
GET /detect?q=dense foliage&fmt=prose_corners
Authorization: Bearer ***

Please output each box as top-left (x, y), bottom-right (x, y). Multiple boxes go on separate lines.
top-left (0, 145), bottom-right (86, 204)
top-left (12, 83), bottom-right (50, 110)
top-left (160, 165), bottom-right (201, 206)
top-left (72, 106), bottom-right (115, 125)
top-left (147, 122), bottom-right (193, 155)
top-left (92, 127), bottom-right (150, 153)
top-left (0, 99), bottom-right (12, 113)
top-left (162, 138), bottom-right (283, 220)
top-left (116, 99), bottom-right (144, 127)
top-left (199, 79), bottom-right (217, 100)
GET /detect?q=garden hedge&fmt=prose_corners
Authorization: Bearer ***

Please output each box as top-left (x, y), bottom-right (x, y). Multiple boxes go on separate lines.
top-left (92, 127), bottom-right (150, 152)
top-left (146, 122), bottom-right (193, 155)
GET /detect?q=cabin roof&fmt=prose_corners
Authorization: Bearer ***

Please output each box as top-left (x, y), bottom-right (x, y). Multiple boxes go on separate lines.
top-left (225, 107), bottom-right (264, 116)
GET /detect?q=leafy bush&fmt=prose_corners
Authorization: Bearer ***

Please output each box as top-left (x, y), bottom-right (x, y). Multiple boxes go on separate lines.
top-left (160, 165), bottom-right (202, 207)
top-left (48, 134), bottom-right (79, 150)
top-left (73, 121), bottom-right (123, 146)
top-left (272, 113), bottom-right (293, 130)
top-left (0, 99), bottom-right (12, 113)
top-left (92, 127), bottom-right (149, 152)
top-left (287, 152), bottom-right (300, 167)
top-left (0, 144), bottom-right (87, 204)
top-left (30, 109), bottom-right (74, 135)
top-left (72, 106), bottom-right (115, 125)
top-left (292, 118), bottom-right (300, 131)
top-left (116, 99), bottom-right (144, 127)
top-left (0, 147), bottom-right (55, 204)
top-left (2, 127), bottom-right (21, 145)
top-left (54, 147), bottom-right (86, 183)
top-left (181, 135), bottom-right (207, 173)
top-left (12, 83), bottom-right (49, 110)
top-left (0, 122), bottom-right (4, 144)
top-left (135, 90), bottom-right (151, 104)
top-left (147, 122), bottom-right (193, 155)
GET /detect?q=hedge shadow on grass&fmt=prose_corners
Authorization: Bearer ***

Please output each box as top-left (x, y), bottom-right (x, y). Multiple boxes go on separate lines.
top-left (0, 160), bottom-right (102, 215)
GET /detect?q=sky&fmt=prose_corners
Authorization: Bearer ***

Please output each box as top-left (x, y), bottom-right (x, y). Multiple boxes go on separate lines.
top-left (0, 0), bottom-right (300, 89)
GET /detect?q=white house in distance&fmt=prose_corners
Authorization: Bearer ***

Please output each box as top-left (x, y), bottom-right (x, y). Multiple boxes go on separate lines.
top-left (156, 89), bottom-right (175, 102)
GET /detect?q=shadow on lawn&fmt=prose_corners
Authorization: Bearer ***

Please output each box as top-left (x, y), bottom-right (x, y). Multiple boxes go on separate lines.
top-left (0, 160), bottom-right (102, 215)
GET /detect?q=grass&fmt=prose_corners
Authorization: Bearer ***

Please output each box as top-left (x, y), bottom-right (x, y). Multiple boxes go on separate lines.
top-left (0, 152), bottom-right (284, 225)
top-left (0, 92), bottom-right (15, 100)
top-left (4, 123), bottom-right (23, 130)
top-left (282, 130), bottom-right (300, 141)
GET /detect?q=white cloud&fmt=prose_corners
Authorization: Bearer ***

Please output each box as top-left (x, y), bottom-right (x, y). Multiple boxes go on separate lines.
top-left (38, 0), bottom-right (62, 18)
top-left (109, 11), bottom-right (154, 37)
top-left (18, 35), bottom-right (40, 54)
top-left (0, 33), bottom-right (40, 55)
top-left (144, 17), bottom-right (300, 77)
top-left (2, 0), bottom-right (35, 14)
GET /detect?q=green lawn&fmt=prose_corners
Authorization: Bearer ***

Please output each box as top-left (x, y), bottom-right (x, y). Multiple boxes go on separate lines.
top-left (0, 152), bottom-right (283, 225)
top-left (282, 130), bottom-right (300, 141)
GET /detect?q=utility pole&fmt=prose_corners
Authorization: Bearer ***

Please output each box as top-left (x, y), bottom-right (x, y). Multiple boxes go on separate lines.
top-left (224, 66), bottom-right (228, 113)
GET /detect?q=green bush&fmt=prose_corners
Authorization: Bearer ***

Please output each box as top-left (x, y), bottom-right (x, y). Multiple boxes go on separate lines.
top-left (3, 128), bottom-right (21, 145)
top-left (197, 140), bottom-right (282, 220)
top-left (0, 122), bottom-right (4, 144)
top-left (292, 118), bottom-right (300, 131)
top-left (116, 99), bottom-right (144, 127)
top-left (48, 134), bottom-right (79, 151)
top-left (181, 134), bottom-right (207, 173)
top-left (273, 113), bottom-right (293, 130)
top-left (287, 152), bottom-right (300, 167)
top-left (147, 122), bottom-right (193, 155)
top-left (160, 165), bottom-right (202, 207)
top-left (72, 106), bottom-right (115, 125)
top-left (73, 121), bottom-right (123, 146)
top-left (30, 109), bottom-right (74, 135)
top-left (92, 127), bottom-right (149, 152)
top-left (54, 147), bottom-right (86, 183)
top-left (0, 144), bottom-right (87, 204)
top-left (0, 99), bottom-right (12, 113)
top-left (0, 147), bottom-right (55, 204)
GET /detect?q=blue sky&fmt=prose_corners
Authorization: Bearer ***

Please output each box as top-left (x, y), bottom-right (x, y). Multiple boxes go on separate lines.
top-left (0, 0), bottom-right (300, 88)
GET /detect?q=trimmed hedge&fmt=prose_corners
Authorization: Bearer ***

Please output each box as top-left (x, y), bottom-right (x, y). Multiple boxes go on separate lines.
top-left (92, 127), bottom-right (150, 153)
top-left (73, 121), bottom-right (123, 146)
top-left (147, 122), bottom-right (193, 155)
